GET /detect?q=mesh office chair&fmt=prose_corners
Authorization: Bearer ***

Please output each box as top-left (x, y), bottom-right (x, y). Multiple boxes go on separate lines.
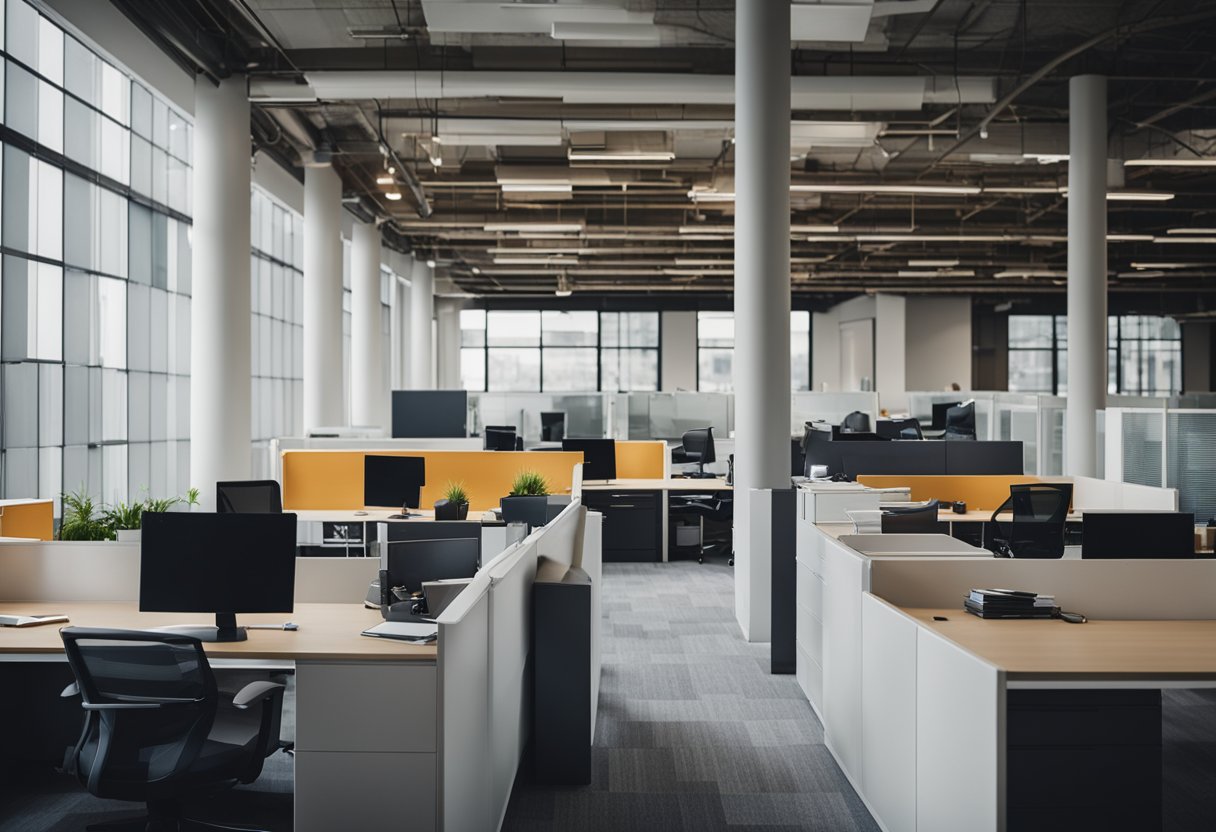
top-left (943, 401), bottom-right (977, 441)
top-left (881, 499), bottom-right (941, 534)
top-left (840, 411), bottom-right (871, 433)
top-left (60, 627), bottom-right (287, 832)
top-left (988, 483), bottom-right (1074, 558)
top-left (672, 493), bottom-right (734, 565)
top-left (216, 480), bottom-right (282, 514)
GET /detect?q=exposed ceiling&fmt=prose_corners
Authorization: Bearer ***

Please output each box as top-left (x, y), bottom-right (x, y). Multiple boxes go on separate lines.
top-left (112, 0), bottom-right (1216, 310)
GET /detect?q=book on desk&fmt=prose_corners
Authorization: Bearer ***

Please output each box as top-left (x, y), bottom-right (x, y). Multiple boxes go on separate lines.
top-left (964, 588), bottom-right (1057, 619)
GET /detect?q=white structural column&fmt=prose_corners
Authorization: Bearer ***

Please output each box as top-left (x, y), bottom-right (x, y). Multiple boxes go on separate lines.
top-left (350, 221), bottom-right (384, 428)
top-left (190, 77), bottom-right (252, 510)
top-left (734, 0), bottom-right (791, 642)
top-left (391, 251), bottom-right (413, 387)
top-left (302, 165), bottom-right (345, 431)
top-left (409, 258), bottom-right (435, 388)
top-left (435, 298), bottom-right (464, 389)
top-left (1065, 75), bottom-right (1108, 477)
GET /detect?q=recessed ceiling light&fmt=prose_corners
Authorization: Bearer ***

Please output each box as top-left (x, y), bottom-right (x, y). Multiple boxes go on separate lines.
top-left (425, 259), bottom-right (436, 268)
top-left (383, 191), bottom-right (402, 201)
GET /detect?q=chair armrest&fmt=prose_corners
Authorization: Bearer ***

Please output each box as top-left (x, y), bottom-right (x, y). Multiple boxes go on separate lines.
top-left (232, 680), bottom-right (286, 709)
top-left (61, 682), bottom-right (79, 698)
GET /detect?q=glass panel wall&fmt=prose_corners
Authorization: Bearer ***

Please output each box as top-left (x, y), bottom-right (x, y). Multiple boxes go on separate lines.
top-left (696, 311), bottom-right (812, 393)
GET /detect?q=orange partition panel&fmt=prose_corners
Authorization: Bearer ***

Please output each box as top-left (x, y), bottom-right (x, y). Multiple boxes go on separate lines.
top-left (281, 450), bottom-right (583, 512)
top-left (856, 475), bottom-right (1043, 512)
top-left (0, 500), bottom-right (54, 541)
top-left (615, 441), bottom-right (666, 479)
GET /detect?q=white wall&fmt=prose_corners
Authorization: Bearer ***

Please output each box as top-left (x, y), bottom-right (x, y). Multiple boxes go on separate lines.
top-left (875, 294), bottom-right (906, 410)
top-left (661, 311), bottom-right (698, 391)
top-left (812, 295), bottom-right (876, 392)
top-left (904, 296), bottom-right (972, 393)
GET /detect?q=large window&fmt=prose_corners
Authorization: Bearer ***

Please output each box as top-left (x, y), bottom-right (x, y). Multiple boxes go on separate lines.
top-left (1008, 314), bottom-right (1181, 396)
top-left (696, 311), bottom-right (813, 393)
top-left (0, 0), bottom-right (193, 510)
top-left (460, 309), bottom-right (660, 392)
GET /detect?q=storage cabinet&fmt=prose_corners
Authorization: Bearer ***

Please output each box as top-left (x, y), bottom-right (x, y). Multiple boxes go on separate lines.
top-left (581, 490), bottom-right (662, 562)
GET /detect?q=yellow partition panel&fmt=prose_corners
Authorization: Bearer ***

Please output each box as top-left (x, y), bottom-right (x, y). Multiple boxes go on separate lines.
top-left (0, 500), bottom-right (55, 541)
top-left (614, 441), bottom-right (667, 480)
top-left (856, 475), bottom-right (1043, 512)
top-left (282, 450), bottom-right (583, 512)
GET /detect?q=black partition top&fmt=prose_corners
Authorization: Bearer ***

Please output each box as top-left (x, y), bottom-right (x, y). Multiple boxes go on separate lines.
top-left (804, 430), bottom-right (1024, 478)
top-left (943, 441), bottom-right (1025, 475)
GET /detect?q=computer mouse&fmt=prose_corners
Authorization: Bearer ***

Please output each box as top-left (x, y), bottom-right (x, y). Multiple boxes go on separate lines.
top-left (354, 510), bottom-right (368, 516)
top-left (283, 622), bottom-right (299, 631)
top-left (1059, 612), bottom-right (1087, 624)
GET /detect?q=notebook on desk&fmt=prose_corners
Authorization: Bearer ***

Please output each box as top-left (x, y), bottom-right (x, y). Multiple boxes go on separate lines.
top-left (0, 613), bottom-right (69, 627)
top-left (361, 621), bottom-right (438, 642)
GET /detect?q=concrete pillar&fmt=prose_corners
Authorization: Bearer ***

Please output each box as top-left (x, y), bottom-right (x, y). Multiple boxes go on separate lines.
top-left (189, 76), bottom-right (251, 510)
top-left (1066, 75), bottom-right (1108, 477)
top-left (350, 221), bottom-right (384, 428)
top-left (302, 165), bottom-right (344, 431)
top-left (409, 258), bottom-right (435, 389)
top-left (436, 298), bottom-right (464, 389)
top-left (733, 0), bottom-right (791, 642)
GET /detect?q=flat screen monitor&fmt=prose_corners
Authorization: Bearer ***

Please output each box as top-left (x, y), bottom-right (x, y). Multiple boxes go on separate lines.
top-left (391, 390), bottom-right (467, 438)
top-left (540, 411), bottom-right (566, 442)
top-left (1082, 511), bottom-right (1196, 559)
top-left (140, 512), bottom-right (297, 642)
top-left (562, 438), bottom-right (617, 480)
top-left (364, 455), bottom-right (426, 514)
top-left (875, 418), bottom-right (923, 441)
top-left (386, 538), bottom-right (480, 594)
top-left (484, 426), bottom-right (517, 451)
top-left (931, 401), bottom-right (963, 431)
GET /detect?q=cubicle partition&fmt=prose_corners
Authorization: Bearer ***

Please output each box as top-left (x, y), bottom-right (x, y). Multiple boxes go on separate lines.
top-left (790, 391), bottom-right (880, 435)
top-left (469, 392), bottom-right (615, 440)
top-left (1106, 406), bottom-right (1216, 523)
top-left (0, 499), bottom-right (54, 541)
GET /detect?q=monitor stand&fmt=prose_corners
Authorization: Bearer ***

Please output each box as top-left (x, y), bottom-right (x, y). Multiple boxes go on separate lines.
top-left (158, 613), bottom-right (248, 643)
top-left (685, 462), bottom-right (717, 479)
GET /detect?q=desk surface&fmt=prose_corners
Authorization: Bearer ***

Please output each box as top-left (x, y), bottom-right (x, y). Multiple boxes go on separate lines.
top-left (903, 606), bottom-right (1216, 682)
top-left (0, 602), bottom-right (436, 662)
top-left (292, 508), bottom-right (437, 523)
top-left (583, 477), bottom-right (731, 491)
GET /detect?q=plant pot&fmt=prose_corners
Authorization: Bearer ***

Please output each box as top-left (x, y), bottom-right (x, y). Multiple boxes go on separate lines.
top-left (115, 529), bottom-right (142, 543)
top-left (434, 499), bottom-right (469, 521)
top-left (500, 495), bottom-right (549, 528)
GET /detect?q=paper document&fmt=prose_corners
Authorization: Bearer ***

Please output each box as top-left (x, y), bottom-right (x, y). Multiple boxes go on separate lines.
top-left (361, 621), bottom-right (438, 642)
top-left (0, 614), bottom-right (69, 627)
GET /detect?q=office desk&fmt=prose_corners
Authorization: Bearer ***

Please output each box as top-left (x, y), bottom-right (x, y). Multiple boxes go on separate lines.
top-left (0, 601), bottom-right (440, 832)
top-left (582, 478), bottom-right (731, 561)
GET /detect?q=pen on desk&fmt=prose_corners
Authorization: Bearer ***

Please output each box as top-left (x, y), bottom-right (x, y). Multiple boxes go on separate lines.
top-left (246, 622), bottom-right (298, 631)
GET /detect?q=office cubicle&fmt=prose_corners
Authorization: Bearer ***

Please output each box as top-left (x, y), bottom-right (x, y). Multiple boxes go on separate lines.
top-left (790, 392), bottom-right (879, 435)
top-left (1106, 406), bottom-right (1216, 523)
top-left (468, 392), bottom-right (614, 440)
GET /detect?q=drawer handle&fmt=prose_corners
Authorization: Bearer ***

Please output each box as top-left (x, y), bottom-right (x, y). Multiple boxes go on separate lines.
top-left (609, 504), bottom-right (635, 509)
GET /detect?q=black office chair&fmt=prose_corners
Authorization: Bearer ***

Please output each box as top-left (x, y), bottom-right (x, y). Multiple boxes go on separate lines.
top-left (988, 483), bottom-right (1073, 558)
top-left (840, 411), bottom-right (871, 434)
top-left (60, 627), bottom-right (287, 832)
top-left (216, 480), bottom-right (282, 514)
top-left (673, 493), bottom-right (734, 565)
top-left (943, 401), bottom-right (976, 441)
top-left (881, 500), bottom-right (941, 534)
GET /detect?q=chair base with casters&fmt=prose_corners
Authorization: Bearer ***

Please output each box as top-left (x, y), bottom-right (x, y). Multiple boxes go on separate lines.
top-left (60, 628), bottom-right (288, 832)
top-left (671, 495), bottom-right (733, 565)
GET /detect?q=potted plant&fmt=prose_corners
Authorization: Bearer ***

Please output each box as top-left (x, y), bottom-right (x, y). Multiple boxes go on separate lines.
top-left (500, 470), bottom-right (551, 528)
top-left (57, 488), bottom-right (200, 542)
top-left (58, 491), bottom-right (112, 541)
top-left (434, 481), bottom-right (470, 521)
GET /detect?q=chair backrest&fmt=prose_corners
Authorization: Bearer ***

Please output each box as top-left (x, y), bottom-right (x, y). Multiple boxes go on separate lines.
top-left (681, 427), bottom-right (715, 464)
top-left (841, 411), bottom-right (871, 433)
top-left (881, 499), bottom-right (941, 534)
top-left (216, 480), bottom-right (282, 514)
top-left (943, 401), bottom-right (976, 440)
top-left (989, 483), bottom-right (1073, 558)
top-left (60, 628), bottom-right (218, 790)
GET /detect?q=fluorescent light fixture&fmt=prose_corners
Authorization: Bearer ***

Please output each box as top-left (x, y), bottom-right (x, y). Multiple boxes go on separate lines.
top-left (1166, 228), bottom-right (1216, 235)
top-left (907, 259), bottom-right (959, 267)
top-left (425, 259), bottom-right (436, 268)
top-left (994, 269), bottom-right (1068, 278)
top-left (493, 256), bottom-right (579, 266)
top-left (676, 234), bottom-right (733, 241)
top-left (384, 191), bottom-right (402, 201)
top-left (1130, 262), bottom-right (1207, 269)
top-left (501, 183), bottom-right (573, 194)
top-left (375, 173), bottom-right (395, 185)
top-left (1059, 189), bottom-right (1176, 202)
top-left (676, 258), bottom-right (732, 266)
top-left (688, 190), bottom-right (736, 202)
top-left (679, 225), bottom-right (730, 235)
top-left (471, 266), bottom-right (481, 274)
top-left (1124, 158), bottom-right (1216, 167)
top-left (568, 150), bottom-right (675, 162)
top-left (1152, 236), bottom-right (1216, 244)
top-left (896, 269), bottom-right (976, 278)
top-left (790, 183), bottom-right (981, 195)
top-left (554, 288), bottom-right (574, 297)
top-left (980, 186), bottom-right (1062, 194)
top-left (429, 155), bottom-right (443, 168)
top-left (663, 268), bottom-right (733, 276)
top-left (1023, 153), bottom-right (1069, 164)
top-left (856, 233), bottom-right (1026, 243)
top-left (551, 22), bottom-right (661, 41)
top-left (790, 224), bottom-right (840, 233)
top-left (1106, 234), bottom-right (1154, 242)
top-left (484, 222), bottom-right (584, 234)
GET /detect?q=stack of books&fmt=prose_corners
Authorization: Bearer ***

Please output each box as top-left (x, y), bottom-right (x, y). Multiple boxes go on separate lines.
top-left (964, 588), bottom-right (1058, 619)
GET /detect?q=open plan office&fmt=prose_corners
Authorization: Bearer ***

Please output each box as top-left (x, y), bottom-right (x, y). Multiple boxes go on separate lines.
top-left (3, 1), bottom-right (1216, 831)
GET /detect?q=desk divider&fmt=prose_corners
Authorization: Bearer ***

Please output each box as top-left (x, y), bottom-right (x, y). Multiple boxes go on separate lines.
top-left (0, 500), bottom-right (54, 541)
top-left (612, 440), bottom-right (667, 479)
top-left (856, 475), bottom-right (1042, 512)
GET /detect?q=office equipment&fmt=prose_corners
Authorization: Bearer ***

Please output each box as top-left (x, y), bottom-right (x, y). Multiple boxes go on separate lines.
top-left (840, 411), bottom-right (872, 433)
top-left (60, 627), bottom-right (286, 832)
top-left (931, 401), bottom-right (962, 431)
top-left (1081, 511), bottom-right (1196, 559)
top-left (988, 483), bottom-right (1073, 558)
top-left (385, 537), bottom-right (479, 594)
top-left (216, 479), bottom-right (283, 513)
top-left (563, 438), bottom-right (618, 480)
top-left (363, 454), bottom-right (426, 517)
top-left (964, 588), bottom-right (1057, 619)
top-left (140, 512), bottom-right (297, 642)
top-left (484, 425), bottom-right (518, 451)
top-left (875, 418), bottom-right (923, 440)
top-left (362, 620), bottom-right (438, 641)
top-left (676, 427), bottom-right (717, 478)
top-left (0, 613), bottom-right (68, 627)
top-left (880, 500), bottom-right (941, 534)
top-left (391, 389), bottom-right (468, 438)
top-left (533, 558), bottom-right (593, 785)
top-left (540, 411), bottom-right (566, 441)
top-left (944, 401), bottom-right (977, 440)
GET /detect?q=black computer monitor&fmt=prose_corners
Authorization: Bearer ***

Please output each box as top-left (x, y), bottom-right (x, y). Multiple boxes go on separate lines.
top-left (140, 512), bottom-right (297, 643)
top-left (562, 438), bottom-right (617, 480)
top-left (364, 455), bottom-right (426, 517)
top-left (1082, 511), bottom-right (1196, 559)
top-left (791, 437), bottom-right (807, 477)
top-left (386, 538), bottom-right (480, 594)
top-left (391, 390), bottom-right (468, 438)
top-left (484, 426), bottom-right (517, 451)
top-left (875, 418), bottom-right (923, 441)
top-left (944, 402), bottom-right (976, 440)
top-left (931, 401), bottom-right (963, 431)
top-left (540, 411), bottom-right (566, 442)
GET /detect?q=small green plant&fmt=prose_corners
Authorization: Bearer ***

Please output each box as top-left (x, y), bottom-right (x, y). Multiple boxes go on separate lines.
top-left (185, 487), bottom-right (200, 508)
top-left (443, 481), bottom-right (469, 505)
top-left (102, 500), bottom-right (147, 533)
top-left (509, 470), bottom-right (550, 497)
top-left (58, 491), bottom-right (111, 541)
top-left (57, 486), bottom-right (201, 540)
